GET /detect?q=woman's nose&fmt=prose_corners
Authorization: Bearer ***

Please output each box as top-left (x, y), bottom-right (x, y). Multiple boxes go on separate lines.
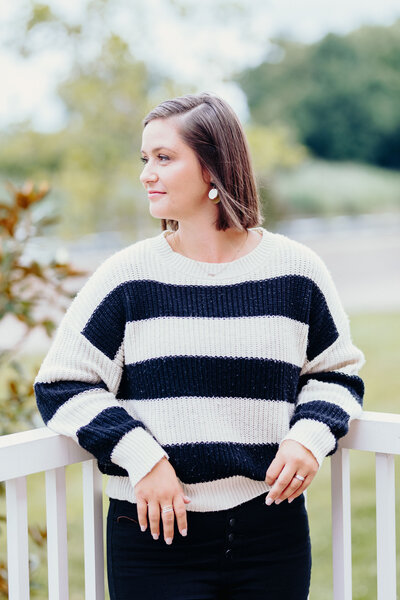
top-left (140, 163), bottom-right (158, 185)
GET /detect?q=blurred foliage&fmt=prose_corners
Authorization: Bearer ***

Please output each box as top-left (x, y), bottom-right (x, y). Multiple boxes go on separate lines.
top-left (236, 19), bottom-right (400, 169)
top-left (0, 1), bottom-right (307, 236)
top-left (3, 1), bottom-right (398, 235)
top-left (0, 180), bottom-right (87, 435)
top-left (244, 124), bottom-right (308, 223)
top-left (0, 33), bottom-right (187, 237)
top-left (0, 181), bottom-right (87, 595)
top-left (0, 516), bottom-right (48, 598)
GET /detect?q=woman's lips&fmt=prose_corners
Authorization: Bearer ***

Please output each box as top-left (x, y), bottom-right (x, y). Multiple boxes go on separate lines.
top-left (148, 191), bottom-right (166, 197)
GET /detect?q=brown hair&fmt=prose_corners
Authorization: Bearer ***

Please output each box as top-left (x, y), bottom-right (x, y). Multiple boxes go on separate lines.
top-left (142, 92), bottom-right (264, 232)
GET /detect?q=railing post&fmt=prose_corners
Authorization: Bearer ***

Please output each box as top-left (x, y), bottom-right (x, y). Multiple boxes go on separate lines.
top-left (46, 467), bottom-right (69, 599)
top-left (375, 453), bottom-right (396, 600)
top-left (82, 460), bottom-right (105, 599)
top-left (6, 476), bottom-right (30, 600)
top-left (331, 447), bottom-right (352, 600)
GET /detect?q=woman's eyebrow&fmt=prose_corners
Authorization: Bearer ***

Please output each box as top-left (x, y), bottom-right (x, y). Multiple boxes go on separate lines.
top-left (140, 146), bottom-right (176, 154)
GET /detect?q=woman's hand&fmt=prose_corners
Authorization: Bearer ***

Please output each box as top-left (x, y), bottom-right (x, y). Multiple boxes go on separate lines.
top-left (264, 440), bottom-right (319, 505)
top-left (134, 457), bottom-right (191, 545)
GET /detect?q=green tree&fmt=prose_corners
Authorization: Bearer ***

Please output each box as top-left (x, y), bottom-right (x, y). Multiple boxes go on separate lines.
top-left (236, 20), bottom-right (400, 168)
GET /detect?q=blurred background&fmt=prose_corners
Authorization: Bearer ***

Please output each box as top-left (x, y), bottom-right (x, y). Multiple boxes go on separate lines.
top-left (0, 1), bottom-right (399, 598)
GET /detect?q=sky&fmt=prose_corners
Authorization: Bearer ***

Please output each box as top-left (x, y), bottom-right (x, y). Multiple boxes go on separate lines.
top-left (0, 0), bottom-right (399, 132)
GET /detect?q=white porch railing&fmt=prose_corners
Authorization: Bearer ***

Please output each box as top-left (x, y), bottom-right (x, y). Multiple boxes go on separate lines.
top-left (331, 411), bottom-right (400, 600)
top-left (0, 428), bottom-right (105, 600)
top-left (1, 410), bottom-right (400, 599)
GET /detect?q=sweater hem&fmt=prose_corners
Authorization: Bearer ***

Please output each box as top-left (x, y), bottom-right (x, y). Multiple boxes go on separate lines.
top-left (105, 474), bottom-right (272, 512)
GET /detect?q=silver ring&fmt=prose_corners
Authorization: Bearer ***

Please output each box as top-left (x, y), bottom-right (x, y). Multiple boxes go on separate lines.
top-left (294, 474), bottom-right (305, 482)
top-left (161, 505), bottom-right (174, 514)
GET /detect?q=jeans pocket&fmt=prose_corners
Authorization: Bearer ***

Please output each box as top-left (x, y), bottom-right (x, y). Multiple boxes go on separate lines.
top-left (116, 514), bottom-right (139, 525)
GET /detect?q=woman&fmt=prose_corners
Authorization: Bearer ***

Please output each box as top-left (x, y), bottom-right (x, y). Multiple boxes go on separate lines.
top-left (34, 92), bottom-right (365, 599)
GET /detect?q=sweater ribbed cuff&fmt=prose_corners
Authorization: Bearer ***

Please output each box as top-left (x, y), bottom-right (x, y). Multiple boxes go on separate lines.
top-left (110, 427), bottom-right (169, 489)
top-left (280, 419), bottom-right (337, 466)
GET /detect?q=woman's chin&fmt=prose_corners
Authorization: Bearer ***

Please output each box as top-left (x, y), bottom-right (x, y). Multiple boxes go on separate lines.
top-left (149, 208), bottom-right (176, 221)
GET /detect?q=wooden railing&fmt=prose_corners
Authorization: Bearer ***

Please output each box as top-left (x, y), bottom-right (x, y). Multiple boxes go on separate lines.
top-left (1, 411), bottom-right (400, 599)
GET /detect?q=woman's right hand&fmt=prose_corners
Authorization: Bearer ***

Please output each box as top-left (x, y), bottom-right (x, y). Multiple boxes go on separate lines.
top-left (134, 457), bottom-right (191, 545)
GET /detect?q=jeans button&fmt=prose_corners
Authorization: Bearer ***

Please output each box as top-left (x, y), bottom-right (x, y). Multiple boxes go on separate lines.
top-left (228, 533), bottom-right (234, 543)
top-left (229, 518), bottom-right (236, 527)
top-left (225, 549), bottom-right (233, 559)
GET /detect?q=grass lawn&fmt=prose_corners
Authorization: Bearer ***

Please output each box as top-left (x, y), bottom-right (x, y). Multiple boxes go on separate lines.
top-left (273, 159), bottom-right (400, 218)
top-left (0, 311), bottom-right (399, 599)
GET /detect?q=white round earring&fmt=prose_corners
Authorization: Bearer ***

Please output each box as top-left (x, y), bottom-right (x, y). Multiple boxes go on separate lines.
top-left (208, 186), bottom-right (220, 203)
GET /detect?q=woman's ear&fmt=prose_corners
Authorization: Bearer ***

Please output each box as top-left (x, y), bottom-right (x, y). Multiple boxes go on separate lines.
top-left (201, 166), bottom-right (213, 185)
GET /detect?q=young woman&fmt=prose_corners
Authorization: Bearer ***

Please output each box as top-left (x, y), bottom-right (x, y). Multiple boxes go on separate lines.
top-left (34, 92), bottom-right (365, 599)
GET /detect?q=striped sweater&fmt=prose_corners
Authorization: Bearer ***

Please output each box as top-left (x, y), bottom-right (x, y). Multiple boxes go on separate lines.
top-left (34, 226), bottom-right (365, 512)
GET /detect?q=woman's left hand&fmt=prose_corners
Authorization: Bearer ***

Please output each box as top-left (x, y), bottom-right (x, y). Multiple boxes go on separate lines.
top-left (264, 439), bottom-right (319, 505)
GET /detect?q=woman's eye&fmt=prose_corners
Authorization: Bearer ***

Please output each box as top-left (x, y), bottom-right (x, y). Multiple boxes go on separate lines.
top-left (140, 155), bottom-right (169, 164)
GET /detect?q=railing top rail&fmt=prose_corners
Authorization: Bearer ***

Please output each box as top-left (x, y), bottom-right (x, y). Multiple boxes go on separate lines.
top-left (1, 410), bottom-right (400, 482)
top-left (338, 410), bottom-right (400, 455)
top-left (0, 427), bottom-right (93, 482)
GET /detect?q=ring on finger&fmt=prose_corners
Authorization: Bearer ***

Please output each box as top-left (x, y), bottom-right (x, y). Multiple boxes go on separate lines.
top-left (294, 474), bottom-right (305, 482)
top-left (161, 505), bottom-right (174, 514)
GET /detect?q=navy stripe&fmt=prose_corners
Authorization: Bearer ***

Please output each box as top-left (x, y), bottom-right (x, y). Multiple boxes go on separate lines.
top-left (96, 441), bottom-right (280, 480)
top-left (116, 356), bottom-right (301, 402)
top-left (97, 462), bottom-right (128, 476)
top-left (76, 407), bottom-right (142, 466)
top-left (81, 276), bottom-right (319, 360)
top-left (307, 284), bottom-right (338, 361)
top-left (163, 442), bottom-right (279, 484)
top-left (298, 372), bottom-right (364, 405)
top-left (290, 400), bottom-right (350, 441)
top-left (34, 380), bottom-right (108, 424)
top-left (81, 284), bottom-right (127, 360)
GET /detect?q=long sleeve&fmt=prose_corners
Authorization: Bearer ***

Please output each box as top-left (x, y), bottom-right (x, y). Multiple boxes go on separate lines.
top-left (281, 252), bottom-right (365, 466)
top-left (34, 252), bottom-right (169, 489)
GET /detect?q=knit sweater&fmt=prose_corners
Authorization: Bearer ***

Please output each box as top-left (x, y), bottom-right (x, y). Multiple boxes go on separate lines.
top-left (34, 226), bottom-right (365, 512)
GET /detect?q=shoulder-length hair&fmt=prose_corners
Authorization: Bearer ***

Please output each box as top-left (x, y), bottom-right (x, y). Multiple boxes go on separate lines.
top-left (142, 92), bottom-right (264, 232)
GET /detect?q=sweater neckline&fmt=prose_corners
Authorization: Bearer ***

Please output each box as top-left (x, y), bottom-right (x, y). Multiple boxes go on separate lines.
top-left (152, 226), bottom-right (272, 280)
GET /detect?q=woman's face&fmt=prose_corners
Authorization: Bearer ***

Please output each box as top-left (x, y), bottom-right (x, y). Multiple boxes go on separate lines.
top-left (140, 117), bottom-right (212, 223)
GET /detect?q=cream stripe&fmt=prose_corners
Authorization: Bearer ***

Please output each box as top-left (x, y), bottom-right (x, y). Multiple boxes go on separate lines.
top-left (124, 315), bottom-right (308, 366)
top-left (119, 397), bottom-right (293, 445)
top-left (301, 333), bottom-right (365, 376)
top-left (35, 324), bottom-right (123, 395)
top-left (297, 379), bottom-right (363, 416)
top-left (47, 390), bottom-right (123, 440)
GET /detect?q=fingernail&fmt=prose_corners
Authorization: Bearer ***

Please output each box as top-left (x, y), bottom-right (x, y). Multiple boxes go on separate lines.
top-left (152, 533), bottom-right (159, 540)
top-left (165, 537), bottom-right (172, 545)
top-left (265, 497), bottom-right (273, 506)
top-left (140, 525), bottom-right (146, 532)
top-left (288, 498), bottom-right (293, 504)
top-left (180, 528), bottom-right (187, 536)
top-left (183, 495), bottom-right (191, 502)
top-left (275, 499), bottom-right (282, 505)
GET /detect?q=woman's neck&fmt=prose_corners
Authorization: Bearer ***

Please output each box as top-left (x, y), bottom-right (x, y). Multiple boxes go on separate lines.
top-left (166, 227), bottom-right (262, 264)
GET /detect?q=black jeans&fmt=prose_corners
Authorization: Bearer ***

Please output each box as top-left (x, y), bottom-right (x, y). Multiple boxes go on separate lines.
top-left (106, 491), bottom-right (311, 600)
